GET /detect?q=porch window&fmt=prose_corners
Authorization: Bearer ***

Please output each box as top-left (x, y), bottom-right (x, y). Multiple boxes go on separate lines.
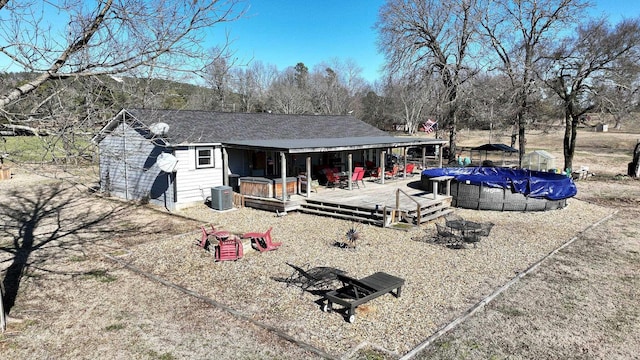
top-left (196, 147), bottom-right (215, 168)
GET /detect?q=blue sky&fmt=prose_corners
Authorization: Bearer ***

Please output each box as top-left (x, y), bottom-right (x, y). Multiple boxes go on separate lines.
top-left (217, 0), bottom-right (640, 83)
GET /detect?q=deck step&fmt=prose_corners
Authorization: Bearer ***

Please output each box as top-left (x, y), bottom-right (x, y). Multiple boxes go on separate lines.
top-left (299, 207), bottom-right (384, 226)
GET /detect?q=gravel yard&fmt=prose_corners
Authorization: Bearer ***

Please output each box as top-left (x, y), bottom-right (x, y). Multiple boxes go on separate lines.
top-left (1, 128), bottom-right (637, 359)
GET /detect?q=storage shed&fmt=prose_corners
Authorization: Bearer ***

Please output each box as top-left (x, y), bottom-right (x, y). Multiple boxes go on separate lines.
top-left (523, 150), bottom-right (556, 172)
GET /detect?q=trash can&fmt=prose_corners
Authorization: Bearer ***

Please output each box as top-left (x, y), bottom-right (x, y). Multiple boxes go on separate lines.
top-left (229, 174), bottom-right (240, 192)
top-left (211, 185), bottom-right (233, 210)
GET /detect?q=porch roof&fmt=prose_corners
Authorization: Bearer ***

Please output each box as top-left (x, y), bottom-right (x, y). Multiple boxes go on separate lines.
top-left (224, 136), bottom-right (446, 154)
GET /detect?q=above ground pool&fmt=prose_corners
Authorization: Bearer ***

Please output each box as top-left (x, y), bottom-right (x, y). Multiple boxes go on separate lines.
top-left (421, 167), bottom-right (577, 211)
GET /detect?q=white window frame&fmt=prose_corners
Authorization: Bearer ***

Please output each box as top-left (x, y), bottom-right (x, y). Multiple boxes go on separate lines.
top-left (195, 147), bottom-right (215, 169)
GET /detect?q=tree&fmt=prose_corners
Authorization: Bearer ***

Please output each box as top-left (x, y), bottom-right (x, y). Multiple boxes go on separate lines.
top-left (0, 0), bottom-right (244, 132)
top-left (0, 0), bottom-right (244, 332)
top-left (377, 0), bottom-right (478, 162)
top-left (478, 0), bottom-right (589, 166)
top-left (540, 17), bottom-right (640, 172)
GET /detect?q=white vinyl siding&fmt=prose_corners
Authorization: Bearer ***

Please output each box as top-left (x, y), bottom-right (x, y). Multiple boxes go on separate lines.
top-left (173, 146), bottom-right (224, 206)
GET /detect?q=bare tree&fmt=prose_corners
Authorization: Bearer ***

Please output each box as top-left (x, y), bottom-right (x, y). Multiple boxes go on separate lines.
top-left (385, 70), bottom-right (441, 135)
top-left (267, 67), bottom-right (312, 114)
top-left (377, 0), bottom-right (478, 162)
top-left (0, 0), bottom-right (245, 131)
top-left (478, 0), bottom-right (589, 166)
top-left (540, 17), bottom-right (640, 172)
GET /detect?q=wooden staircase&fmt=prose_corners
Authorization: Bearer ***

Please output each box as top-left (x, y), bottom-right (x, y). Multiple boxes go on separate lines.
top-left (299, 190), bottom-right (453, 227)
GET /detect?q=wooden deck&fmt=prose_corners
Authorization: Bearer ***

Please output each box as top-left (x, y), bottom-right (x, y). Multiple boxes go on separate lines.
top-left (241, 175), bottom-right (453, 227)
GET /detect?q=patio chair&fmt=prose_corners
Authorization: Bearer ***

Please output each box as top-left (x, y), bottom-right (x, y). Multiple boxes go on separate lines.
top-left (435, 222), bottom-right (462, 247)
top-left (323, 168), bottom-right (342, 189)
top-left (284, 263), bottom-right (346, 292)
top-left (342, 167), bottom-right (366, 189)
top-left (215, 235), bottom-right (244, 261)
top-left (198, 224), bottom-right (225, 250)
top-left (242, 227), bottom-right (282, 252)
top-left (385, 165), bottom-right (399, 180)
top-left (369, 167), bottom-right (382, 182)
top-left (401, 163), bottom-right (415, 177)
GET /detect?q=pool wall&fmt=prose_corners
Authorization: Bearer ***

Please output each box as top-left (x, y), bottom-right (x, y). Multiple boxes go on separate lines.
top-left (449, 181), bottom-right (567, 211)
top-left (421, 167), bottom-right (574, 211)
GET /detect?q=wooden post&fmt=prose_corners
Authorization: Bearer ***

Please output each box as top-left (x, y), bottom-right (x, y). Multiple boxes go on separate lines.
top-left (280, 152), bottom-right (287, 201)
top-left (380, 150), bottom-right (386, 185)
top-left (305, 156), bottom-right (312, 197)
top-left (347, 153), bottom-right (353, 190)
top-left (222, 148), bottom-right (229, 186)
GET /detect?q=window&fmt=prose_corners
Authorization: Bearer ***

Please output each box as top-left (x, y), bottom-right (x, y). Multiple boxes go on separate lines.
top-left (196, 147), bottom-right (214, 168)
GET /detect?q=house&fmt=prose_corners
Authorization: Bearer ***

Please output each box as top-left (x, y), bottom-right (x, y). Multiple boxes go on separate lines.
top-left (92, 109), bottom-right (447, 211)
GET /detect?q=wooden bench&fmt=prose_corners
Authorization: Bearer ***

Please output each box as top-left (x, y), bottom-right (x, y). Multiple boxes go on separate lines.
top-left (322, 272), bottom-right (405, 323)
top-left (429, 175), bottom-right (454, 199)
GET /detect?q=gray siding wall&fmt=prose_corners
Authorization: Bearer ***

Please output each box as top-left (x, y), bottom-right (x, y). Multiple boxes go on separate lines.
top-left (98, 123), bottom-right (176, 209)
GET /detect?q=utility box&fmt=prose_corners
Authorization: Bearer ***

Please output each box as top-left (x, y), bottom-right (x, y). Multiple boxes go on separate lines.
top-left (211, 185), bottom-right (233, 210)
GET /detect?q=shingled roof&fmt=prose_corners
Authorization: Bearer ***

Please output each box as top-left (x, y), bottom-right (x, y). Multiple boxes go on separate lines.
top-left (99, 108), bottom-right (446, 153)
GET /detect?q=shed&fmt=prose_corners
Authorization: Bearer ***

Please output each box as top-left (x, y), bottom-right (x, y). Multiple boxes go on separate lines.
top-left (523, 150), bottom-right (556, 172)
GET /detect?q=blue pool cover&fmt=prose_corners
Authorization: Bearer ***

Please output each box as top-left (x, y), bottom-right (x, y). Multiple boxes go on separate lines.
top-left (421, 167), bottom-right (577, 200)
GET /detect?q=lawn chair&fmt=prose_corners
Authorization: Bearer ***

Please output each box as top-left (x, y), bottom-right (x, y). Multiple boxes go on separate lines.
top-left (242, 227), bottom-right (282, 252)
top-left (323, 168), bottom-right (342, 189)
top-left (385, 165), bottom-right (399, 180)
top-left (435, 222), bottom-right (462, 247)
top-left (214, 235), bottom-right (243, 261)
top-left (284, 263), bottom-right (346, 293)
top-left (401, 163), bottom-right (415, 177)
top-left (198, 224), bottom-right (225, 250)
top-left (369, 167), bottom-right (382, 182)
top-left (342, 167), bottom-right (366, 189)
top-left (322, 272), bottom-right (405, 323)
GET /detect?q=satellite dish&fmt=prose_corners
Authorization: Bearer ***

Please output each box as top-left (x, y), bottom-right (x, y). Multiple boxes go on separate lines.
top-left (150, 122), bottom-right (170, 136)
top-left (157, 153), bottom-right (178, 172)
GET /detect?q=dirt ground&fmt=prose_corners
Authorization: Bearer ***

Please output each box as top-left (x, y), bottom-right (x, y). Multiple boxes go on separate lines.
top-left (1, 129), bottom-right (639, 359)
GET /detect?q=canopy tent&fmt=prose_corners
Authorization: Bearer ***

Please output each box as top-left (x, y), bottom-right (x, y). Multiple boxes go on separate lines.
top-left (470, 143), bottom-right (519, 167)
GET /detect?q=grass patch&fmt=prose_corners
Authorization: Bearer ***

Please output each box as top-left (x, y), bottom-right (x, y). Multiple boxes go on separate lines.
top-left (147, 350), bottom-right (175, 360)
top-left (81, 269), bottom-right (117, 283)
top-left (1, 135), bottom-right (95, 163)
top-left (104, 323), bottom-right (125, 331)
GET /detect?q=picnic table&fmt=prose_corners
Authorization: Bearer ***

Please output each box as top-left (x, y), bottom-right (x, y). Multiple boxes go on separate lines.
top-left (322, 272), bottom-right (405, 323)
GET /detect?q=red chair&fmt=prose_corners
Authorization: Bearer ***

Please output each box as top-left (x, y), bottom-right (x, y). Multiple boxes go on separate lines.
top-left (369, 167), bottom-right (382, 182)
top-left (242, 227), bottom-right (282, 252)
top-left (353, 167), bottom-right (366, 188)
top-left (215, 235), bottom-right (244, 261)
top-left (385, 165), bottom-right (399, 180)
top-left (402, 163), bottom-right (415, 177)
top-left (198, 224), bottom-right (225, 249)
top-left (324, 168), bottom-right (342, 189)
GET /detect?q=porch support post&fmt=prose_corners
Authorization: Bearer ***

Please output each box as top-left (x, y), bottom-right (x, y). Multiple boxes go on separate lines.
top-left (347, 153), bottom-right (353, 190)
top-left (422, 146), bottom-right (427, 169)
top-left (380, 150), bottom-right (386, 184)
top-left (222, 147), bottom-right (229, 186)
top-left (280, 151), bottom-right (287, 201)
top-left (402, 147), bottom-right (407, 179)
top-left (305, 156), bottom-right (312, 197)
top-left (438, 144), bottom-right (443, 168)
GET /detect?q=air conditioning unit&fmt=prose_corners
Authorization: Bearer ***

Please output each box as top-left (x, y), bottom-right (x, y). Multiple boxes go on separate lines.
top-left (211, 186), bottom-right (233, 211)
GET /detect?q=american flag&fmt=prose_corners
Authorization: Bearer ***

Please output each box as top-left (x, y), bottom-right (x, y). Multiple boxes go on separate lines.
top-left (423, 119), bottom-right (437, 133)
